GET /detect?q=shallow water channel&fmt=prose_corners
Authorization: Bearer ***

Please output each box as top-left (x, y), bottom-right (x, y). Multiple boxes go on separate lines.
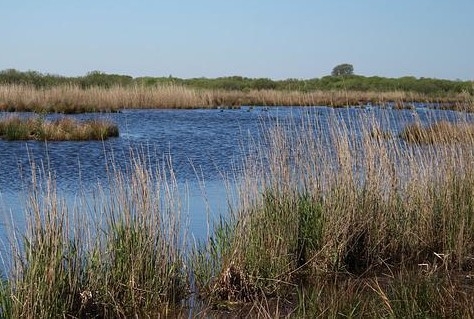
top-left (0, 105), bottom-right (471, 263)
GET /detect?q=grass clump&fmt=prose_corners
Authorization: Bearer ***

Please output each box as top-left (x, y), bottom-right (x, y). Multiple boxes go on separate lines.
top-left (82, 158), bottom-right (188, 317)
top-left (3, 155), bottom-right (187, 318)
top-left (0, 116), bottom-right (119, 141)
top-left (6, 167), bottom-right (84, 318)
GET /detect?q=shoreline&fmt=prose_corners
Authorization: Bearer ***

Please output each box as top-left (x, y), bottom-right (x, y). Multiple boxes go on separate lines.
top-left (0, 84), bottom-right (471, 114)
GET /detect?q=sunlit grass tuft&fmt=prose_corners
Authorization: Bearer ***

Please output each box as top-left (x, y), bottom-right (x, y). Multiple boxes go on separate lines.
top-left (82, 156), bottom-right (188, 316)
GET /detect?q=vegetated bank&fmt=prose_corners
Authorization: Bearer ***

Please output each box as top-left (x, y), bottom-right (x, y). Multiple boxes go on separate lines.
top-left (0, 109), bottom-right (474, 317)
top-left (0, 69), bottom-right (472, 112)
top-left (193, 111), bottom-right (474, 317)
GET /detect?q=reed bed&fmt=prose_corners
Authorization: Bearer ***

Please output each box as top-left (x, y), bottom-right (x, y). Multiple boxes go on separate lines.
top-left (0, 84), bottom-right (469, 113)
top-left (193, 110), bottom-right (474, 317)
top-left (1, 155), bottom-right (187, 318)
top-left (0, 115), bottom-right (119, 141)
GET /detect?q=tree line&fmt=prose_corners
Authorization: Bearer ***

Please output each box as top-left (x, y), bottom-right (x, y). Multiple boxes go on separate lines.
top-left (0, 68), bottom-right (472, 97)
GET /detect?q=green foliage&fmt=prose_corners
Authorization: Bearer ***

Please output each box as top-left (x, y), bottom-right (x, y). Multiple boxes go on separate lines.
top-left (331, 63), bottom-right (354, 77)
top-left (294, 271), bottom-right (474, 318)
top-left (5, 156), bottom-right (188, 317)
top-left (296, 194), bottom-right (324, 265)
top-left (197, 192), bottom-right (326, 303)
top-left (79, 70), bottom-right (133, 88)
top-left (198, 111), bottom-right (474, 316)
top-left (1, 68), bottom-right (472, 97)
top-left (0, 69), bottom-right (72, 88)
top-left (8, 176), bottom-right (84, 318)
top-left (0, 117), bottom-right (30, 140)
top-left (88, 221), bottom-right (187, 315)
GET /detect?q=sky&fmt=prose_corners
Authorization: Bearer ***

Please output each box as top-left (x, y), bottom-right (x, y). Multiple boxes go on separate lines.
top-left (1, 0), bottom-right (473, 80)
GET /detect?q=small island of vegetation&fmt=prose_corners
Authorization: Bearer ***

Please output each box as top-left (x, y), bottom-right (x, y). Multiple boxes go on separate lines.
top-left (0, 116), bottom-right (119, 141)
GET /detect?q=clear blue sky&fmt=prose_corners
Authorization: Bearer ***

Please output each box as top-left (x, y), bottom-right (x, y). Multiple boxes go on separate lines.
top-left (1, 0), bottom-right (473, 80)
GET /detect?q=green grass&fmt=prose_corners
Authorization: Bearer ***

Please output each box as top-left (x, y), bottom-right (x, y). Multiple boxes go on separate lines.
top-left (81, 160), bottom-right (188, 316)
top-left (2, 156), bottom-right (187, 318)
top-left (293, 270), bottom-right (474, 318)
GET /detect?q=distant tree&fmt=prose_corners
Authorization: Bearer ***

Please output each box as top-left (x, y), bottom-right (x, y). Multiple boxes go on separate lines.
top-left (80, 71), bottom-right (133, 88)
top-left (331, 63), bottom-right (354, 77)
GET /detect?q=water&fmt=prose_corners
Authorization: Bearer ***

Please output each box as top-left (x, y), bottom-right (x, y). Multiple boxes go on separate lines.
top-left (0, 107), bottom-right (289, 242)
top-left (1, 106), bottom-right (473, 245)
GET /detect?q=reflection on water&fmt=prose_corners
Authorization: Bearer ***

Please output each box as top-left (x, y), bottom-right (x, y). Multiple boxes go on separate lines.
top-left (0, 106), bottom-right (473, 245)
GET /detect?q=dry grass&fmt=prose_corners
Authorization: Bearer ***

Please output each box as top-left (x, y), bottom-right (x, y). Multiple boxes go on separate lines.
top-left (0, 115), bottom-right (118, 140)
top-left (0, 84), bottom-right (470, 112)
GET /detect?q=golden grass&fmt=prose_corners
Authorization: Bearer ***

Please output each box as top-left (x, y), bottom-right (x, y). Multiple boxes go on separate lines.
top-left (0, 84), bottom-right (470, 112)
top-left (0, 115), bottom-right (119, 140)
